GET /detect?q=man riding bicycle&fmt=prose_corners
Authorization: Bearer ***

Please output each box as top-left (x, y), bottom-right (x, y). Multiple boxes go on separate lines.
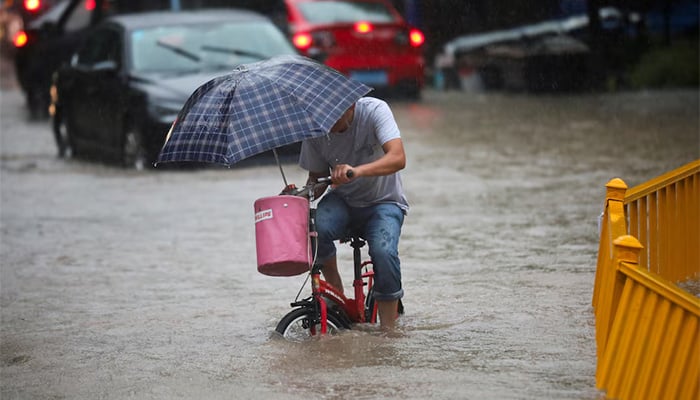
top-left (297, 96), bottom-right (408, 331)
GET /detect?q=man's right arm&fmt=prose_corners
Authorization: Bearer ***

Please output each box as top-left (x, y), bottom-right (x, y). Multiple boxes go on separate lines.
top-left (299, 140), bottom-right (331, 198)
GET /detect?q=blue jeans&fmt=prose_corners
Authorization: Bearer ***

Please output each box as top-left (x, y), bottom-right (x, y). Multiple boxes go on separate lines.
top-left (314, 192), bottom-right (405, 301)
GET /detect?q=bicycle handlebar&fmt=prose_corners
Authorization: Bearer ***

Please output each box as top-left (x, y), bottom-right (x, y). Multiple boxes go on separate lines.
top-left (282, 170), bottom-right (353, 198)
top-left (315, 169), bottom-right (353, 182)
top-left (313, 170), bottom-right (353, 186)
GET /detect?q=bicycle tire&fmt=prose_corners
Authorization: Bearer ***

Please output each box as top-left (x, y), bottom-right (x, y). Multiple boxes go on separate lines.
top-left (275, 307), bottom-right (346, 341)
top-left (365, 287), bottom-right (377, 323)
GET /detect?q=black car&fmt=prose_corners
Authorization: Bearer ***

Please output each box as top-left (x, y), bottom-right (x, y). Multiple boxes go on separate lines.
top-left (51, 9), bottom-right (298, 168)
top-left (14, 0), bottom-right (287, 118)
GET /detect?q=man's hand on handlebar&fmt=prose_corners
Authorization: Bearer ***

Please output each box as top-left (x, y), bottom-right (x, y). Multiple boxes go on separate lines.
top-left (331, 165), bottom-right (355, 185)
top-left (279, 184), bottom-right (299, 196)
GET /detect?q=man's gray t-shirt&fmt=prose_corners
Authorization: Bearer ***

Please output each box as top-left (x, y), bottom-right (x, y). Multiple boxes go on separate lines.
top-left (299, 97), bottom-right (409, 212)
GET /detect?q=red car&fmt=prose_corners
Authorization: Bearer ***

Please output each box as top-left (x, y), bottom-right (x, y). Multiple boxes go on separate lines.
top-left (285, 0), bottom-right (425, 98)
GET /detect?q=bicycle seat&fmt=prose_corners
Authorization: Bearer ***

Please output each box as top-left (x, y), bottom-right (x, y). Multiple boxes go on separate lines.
top-left (339, 229), bottom-right (364, 244)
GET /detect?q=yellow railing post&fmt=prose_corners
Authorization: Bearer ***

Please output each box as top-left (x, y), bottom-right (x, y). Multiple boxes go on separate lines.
top-left (593, 178), bottom-right (628, 310)
top-left (613, 235), bottom-right (644, 264)
top-left (608, 236), bottom-right (644, 350)
top-left (596, 236), bottom-right (644, 394)
top-left (593, 178), bottom-right (629, 364)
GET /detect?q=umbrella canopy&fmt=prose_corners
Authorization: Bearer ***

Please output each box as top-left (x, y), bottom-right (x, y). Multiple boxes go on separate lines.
top-left (156, 55), bottom-right (372, 166)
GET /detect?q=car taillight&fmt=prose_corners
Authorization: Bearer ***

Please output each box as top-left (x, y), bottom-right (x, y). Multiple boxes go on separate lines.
top-left (354, 21), bottom-right (373, 34)
top-left (85, 0), bottom-right (96, 11)
top-left (13, 31), bottom-right (28, 48)
top-left (292, 32), bottom-right (313, 51)
top-left (409, 28), bottom-right (425, 47)
top-left (23, 0), bottom-right (41, 12)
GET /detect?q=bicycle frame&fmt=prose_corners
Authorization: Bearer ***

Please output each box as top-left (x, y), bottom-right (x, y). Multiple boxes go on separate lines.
top-left (283, 179), bottom-right (377, 336)
top-left (311, 239), bottom-right (376, 325)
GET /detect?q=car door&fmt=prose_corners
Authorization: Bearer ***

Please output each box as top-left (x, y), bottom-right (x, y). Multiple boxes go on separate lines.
top-left (63, 30), bottom-right (101, 147)
top-left (66, 25), bottom-right (125, 154)
top-left (83, 25), bottom-right (126, 154)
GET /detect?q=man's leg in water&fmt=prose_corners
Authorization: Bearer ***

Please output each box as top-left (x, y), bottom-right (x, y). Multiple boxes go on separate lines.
top-left (321, 256), bottom-right (343, 293)
top-left (361, 203), bottom-right (405, 330)
top-left (377, 300), bottom-right (399, 330)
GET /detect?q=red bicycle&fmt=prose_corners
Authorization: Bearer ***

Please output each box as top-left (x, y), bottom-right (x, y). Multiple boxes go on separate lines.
top-left (265, 176), bottom-right (402, 340)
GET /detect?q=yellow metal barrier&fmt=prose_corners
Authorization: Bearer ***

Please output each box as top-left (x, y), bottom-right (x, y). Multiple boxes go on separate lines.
top-left (593, 160), bottom-right (700, 400)
top-left (625, 160), bottom-right (700, 282)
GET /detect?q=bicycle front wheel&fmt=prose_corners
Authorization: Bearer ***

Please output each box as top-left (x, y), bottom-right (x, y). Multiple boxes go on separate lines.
top-left (275, 308), bottom-right (346, 341)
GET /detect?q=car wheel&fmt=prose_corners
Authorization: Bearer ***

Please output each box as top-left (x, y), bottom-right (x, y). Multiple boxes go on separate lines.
top-left (27, 87), bottom-right (50, 120)
top-left (52, 106), bottom-right (73, 158)
top-left (122, 125), bottom-right (148, 170)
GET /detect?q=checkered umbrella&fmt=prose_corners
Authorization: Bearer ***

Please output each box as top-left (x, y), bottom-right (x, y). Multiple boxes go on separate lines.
top-left (156, 55), bottom-right (372, 166)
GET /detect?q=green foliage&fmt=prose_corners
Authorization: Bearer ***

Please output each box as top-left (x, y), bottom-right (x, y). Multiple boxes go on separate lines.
top-left (628, 38), bottom-right (699, 88)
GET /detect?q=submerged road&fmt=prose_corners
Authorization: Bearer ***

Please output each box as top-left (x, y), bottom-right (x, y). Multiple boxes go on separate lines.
top-left (1, 76), bottom-right (698, 398)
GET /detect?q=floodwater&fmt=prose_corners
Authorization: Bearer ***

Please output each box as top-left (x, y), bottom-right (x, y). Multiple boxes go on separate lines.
top-left (1, 85), bottom-right (698, 399)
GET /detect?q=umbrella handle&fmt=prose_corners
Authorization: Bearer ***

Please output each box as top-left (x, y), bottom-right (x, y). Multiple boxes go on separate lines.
top-left (272, 148), bottom-right (288, 188)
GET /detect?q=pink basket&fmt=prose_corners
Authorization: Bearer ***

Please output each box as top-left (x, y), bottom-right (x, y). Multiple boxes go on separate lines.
top-left (254, 195), bottom-right (311, 276)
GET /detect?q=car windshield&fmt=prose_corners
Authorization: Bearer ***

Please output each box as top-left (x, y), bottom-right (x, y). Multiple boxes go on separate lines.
top-left (297, 0), bottom-right (395, 24)
top-left (129, 21), bottom-right (296, 73)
